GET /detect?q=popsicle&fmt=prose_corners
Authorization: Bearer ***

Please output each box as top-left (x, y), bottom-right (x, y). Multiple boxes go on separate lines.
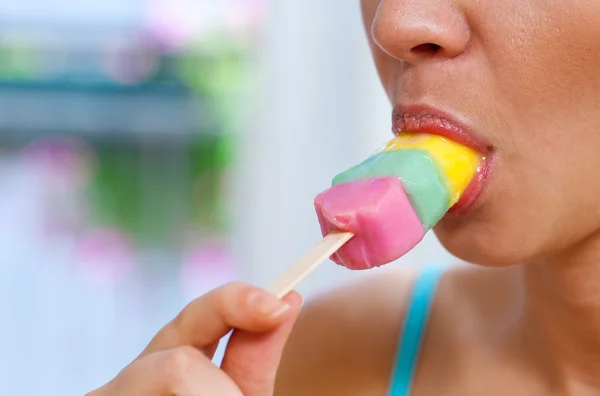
top-left (266, 133), bottom-right (481, 298)
top-left (314, 133), bottom-right (481, 270)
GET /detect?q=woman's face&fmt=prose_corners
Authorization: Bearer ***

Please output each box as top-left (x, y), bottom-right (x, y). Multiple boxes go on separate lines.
top-left (361, 0), bottom-right (600, 266)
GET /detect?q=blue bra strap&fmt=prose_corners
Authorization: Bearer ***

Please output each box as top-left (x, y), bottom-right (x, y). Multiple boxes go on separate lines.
top-left (388, 264), bottom-right (448, 396)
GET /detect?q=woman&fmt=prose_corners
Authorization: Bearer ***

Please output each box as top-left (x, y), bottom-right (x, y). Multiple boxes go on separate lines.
top-left (88, 0), bottom-right (600, 394)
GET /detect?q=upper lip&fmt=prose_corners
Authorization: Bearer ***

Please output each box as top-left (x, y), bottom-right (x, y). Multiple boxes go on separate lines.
top-left (392, 104), bottom-right (492, 154)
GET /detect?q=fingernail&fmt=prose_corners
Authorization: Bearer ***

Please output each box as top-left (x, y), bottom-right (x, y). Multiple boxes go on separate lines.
top-left (248, 291), bottom-right (291, 318)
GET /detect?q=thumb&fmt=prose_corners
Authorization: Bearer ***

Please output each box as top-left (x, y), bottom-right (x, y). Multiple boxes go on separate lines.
top-left (221, 291), bottom-right (302, 396)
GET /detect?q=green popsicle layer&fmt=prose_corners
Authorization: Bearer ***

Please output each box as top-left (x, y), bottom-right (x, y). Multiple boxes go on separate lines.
top-left (332, 149), bottom-right (450, 229)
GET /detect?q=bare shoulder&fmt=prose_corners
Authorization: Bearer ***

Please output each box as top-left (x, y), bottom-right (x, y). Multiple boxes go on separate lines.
top-left (275, 266), bottom-right (420, 396)
top-left (275, 264), bottom-right (520, 396)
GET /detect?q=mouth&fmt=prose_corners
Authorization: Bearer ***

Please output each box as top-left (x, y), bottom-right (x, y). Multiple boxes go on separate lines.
top-left (392, 104), bottom-right (496, 215)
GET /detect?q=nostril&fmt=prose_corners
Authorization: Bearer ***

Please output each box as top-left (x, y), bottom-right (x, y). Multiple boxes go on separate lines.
top-left (411, 43), bottom-right (441, 55)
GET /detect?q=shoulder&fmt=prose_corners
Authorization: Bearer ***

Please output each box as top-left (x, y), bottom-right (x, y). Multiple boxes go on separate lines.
top-left (275, 264), bottom-right (518, 396)
top-left (274, 265), bottom-right (419, 396)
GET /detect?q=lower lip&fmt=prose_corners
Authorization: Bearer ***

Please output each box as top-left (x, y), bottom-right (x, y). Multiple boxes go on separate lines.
top-left (446, 153), bottom-right (495, 215)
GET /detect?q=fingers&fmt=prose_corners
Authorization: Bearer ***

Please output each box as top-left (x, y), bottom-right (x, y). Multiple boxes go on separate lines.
top-left (96, 346), bottom-right (244, 396)
top-left (91, 284), bottom-right (304, 396)
top-left (222, 292), bottom-right (303, 396)
top-left (139, 282), bottom-right (293, 359)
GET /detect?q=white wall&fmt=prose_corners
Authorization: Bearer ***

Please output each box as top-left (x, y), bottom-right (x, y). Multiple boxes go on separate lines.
top-left (231, 1), bottom-right (454, 297)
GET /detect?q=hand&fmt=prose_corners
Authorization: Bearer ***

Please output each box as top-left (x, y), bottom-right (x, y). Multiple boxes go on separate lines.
top-left (86, 282), bottom-right (302, 396)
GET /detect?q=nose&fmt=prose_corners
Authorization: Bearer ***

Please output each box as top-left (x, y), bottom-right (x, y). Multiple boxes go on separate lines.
top-left (371, 0), bottom-right (470, 64)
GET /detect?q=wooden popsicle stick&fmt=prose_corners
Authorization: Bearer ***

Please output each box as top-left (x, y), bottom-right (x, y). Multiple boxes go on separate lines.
top-left (266, 230), bottom-right (354, 299)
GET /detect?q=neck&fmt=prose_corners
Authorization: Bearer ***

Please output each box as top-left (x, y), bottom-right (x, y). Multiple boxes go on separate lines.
top-left (522, 231), bottom-right (600, 391)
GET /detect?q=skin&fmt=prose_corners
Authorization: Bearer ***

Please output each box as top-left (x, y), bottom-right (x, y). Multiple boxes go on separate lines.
top-left (89, 1), bottom-right (600, 395)
top-left (86, 283), bottom-right (302, 396)
top-left (277, 0), bottom-right (600, 394)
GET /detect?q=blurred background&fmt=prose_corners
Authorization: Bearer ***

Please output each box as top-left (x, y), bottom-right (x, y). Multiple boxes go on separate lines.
top-left (0, 1), bottom-right (454, 394)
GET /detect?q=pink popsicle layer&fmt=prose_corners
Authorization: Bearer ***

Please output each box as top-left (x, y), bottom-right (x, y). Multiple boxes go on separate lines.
top-left (314, 177), bottom-right (426, 270)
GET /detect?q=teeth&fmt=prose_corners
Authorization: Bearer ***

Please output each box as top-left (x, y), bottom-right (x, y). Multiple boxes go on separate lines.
top-left (441, 118), bottom-right (454, 130)
top-left (398, 113), bottom-right (464, 138)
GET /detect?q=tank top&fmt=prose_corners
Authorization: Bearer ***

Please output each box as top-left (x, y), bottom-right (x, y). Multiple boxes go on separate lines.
top-left (387, 264), bottom-right (447, 396)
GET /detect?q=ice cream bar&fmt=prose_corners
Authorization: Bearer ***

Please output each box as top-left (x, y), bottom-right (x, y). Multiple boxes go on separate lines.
top-left (314, 133), bottom-right (481, 270)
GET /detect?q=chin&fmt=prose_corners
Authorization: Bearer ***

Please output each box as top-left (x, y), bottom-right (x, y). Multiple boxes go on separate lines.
top-left (433, 219), bottom-right (531, 267)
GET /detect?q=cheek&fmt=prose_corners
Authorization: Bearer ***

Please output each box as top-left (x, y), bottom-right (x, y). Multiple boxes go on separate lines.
top-left (434, 150), bottom-right (600, 266)
top-left (360, 0), bottom-right (407, 100)
top-left (440, 1), bottom-right (600, 264)
top-left (360, 0), bottom-right (378, 42)
top-left (483, 1), bottom-right (600, 135)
